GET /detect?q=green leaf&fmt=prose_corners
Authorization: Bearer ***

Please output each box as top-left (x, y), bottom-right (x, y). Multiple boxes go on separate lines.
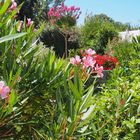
top-left (8, 90), bottom-right (18, 106)
top-left (136, 119), bottom-right (140, 124)
top-left (68, 121), bottom-right (76, 136)
top-left (0, 32), bottom-right (27, 43)
top-left (74, 67), bottom-right (83, 96)
top-left (68, 80), bottom-right (81, 100)
top-left (0, 0), bottom-right (11, 15)
top-left (79, 104), bottom-right (96, 128)
top-left (8, 67), bottom-right (22, 87)
top-left (79, 86), bottom-right (94, 112)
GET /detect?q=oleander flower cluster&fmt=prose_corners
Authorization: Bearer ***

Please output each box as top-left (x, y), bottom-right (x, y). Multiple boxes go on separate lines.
top-left (94, 55), bottom-right (118, 70)
top-left (70, 48), bottom-right (118, 78)
top-left (70, 48), bottom-right (104, 78)
top-left (17, 18), bottom-right (34, 32)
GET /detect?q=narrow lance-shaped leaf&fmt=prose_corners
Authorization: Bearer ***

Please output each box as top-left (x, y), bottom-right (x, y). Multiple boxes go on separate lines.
top-left (0, 0), bottom-right (11, 15)
top-left (0, 32), bottom-right (27, 43)
top-left (68, 80), bottom-right (81, 100)
top-left (79, 85), bottom-right (94, 113)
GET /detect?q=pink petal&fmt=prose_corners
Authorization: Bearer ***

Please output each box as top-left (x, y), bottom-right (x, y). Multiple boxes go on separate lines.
top-left (17, 21), bottom-right (23, 32)
top-left (1, 92), bottom-right (7, 99)
top-left (86, 48), bottom-right (96, 56)
top-left (1, 88), bottom-right (7, 99)
top-left (5, 86), bottom-right (10, 93)
top-left (27, 18), bottom-right (33, 27)
top-left (1, 86), bottom-right (10, 99)
top-left (9, 2), bottom-right (17, 10)
top-left (75, 55), bottom-right (81, 64)
top-left (95, 65), bottom-right (104, 78)
top-left (70, 57), bottom-right (76, 65)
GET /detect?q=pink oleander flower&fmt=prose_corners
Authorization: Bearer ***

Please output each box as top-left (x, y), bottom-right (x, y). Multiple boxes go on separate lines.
top-left (70, 55), bottom-right (81, 65)
top-left (50, 7), bottom-right (54, 11)
top-left (70, 6), bottom-right (75, 11)
top-left (17, 20), bottom-right (23, 32)
top-left (82, 56), bottom-right (96, 68)
top-left (64, 6), bottom-right (68, 12)
top-left (85, 48), bottom-right (96, 56)
top-left (95, 64), bottom-right (104, 78)
top-left (0, 81), bottom-right (10, 99)
top-left (61, 2), bottom-right (64, 7)
top-left (26, 18), bottom-right (33, 27)
top-left (9, 0), bottom-right (17, 10)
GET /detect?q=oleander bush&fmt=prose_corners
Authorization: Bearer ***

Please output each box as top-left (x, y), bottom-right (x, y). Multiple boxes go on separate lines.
top-left (0, 1), bottom-right (98, 139)
top-left (0, 0), bottom-right (67, 139)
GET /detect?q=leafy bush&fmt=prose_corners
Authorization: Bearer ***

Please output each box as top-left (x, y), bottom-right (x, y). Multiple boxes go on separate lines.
top-left (0, 1), bottom-right (61, 139)
top-left (106, 35), bottom-right (140, 69)
top-left (40, 28), bottom-right (80, 57)
top-left (80, 14), bottom-right (118, 54)
top-left (83, 54), bottom-right (140, 139)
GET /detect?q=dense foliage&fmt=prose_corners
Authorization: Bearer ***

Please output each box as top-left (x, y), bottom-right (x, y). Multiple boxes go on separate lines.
top-left (84, 37), bottom-right (140, 139)
top-left (80, 14), bottom-right (140, 54)
top-left (80, 14), bottom-right (118, 54)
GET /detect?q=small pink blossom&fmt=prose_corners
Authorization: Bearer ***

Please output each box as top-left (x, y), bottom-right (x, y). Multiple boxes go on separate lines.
top-left (82, 56), bottom-right (96, 68)
top-left (17, 21), bottom-right (23, 32)
top-left (70, 55), bottom-right (81, 65)
top-left (54, 12), bottom-right (61, 18)
top-left (64, 6), bottom-right (68, 12)
top-left (61, 2), bottom-right (64, 7)
top-left (85, 48), bottom-right (96, 56)
top-left (50, 7), bottom-right (54, 11)
top-left (9, 0), bottom-right (17, 11)
top-left (70, 6), bottom-right (75, 11)
top-left (26, 18), bottom-right (33, 27)
top-left (0, 81), bottom-right (10, 99)
top-left (95, 65), bottom-right (104, 78)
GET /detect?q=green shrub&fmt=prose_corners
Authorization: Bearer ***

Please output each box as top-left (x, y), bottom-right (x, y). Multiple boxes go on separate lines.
top-left (0, 5), bottom-right (67, 136)
top-left (40, 28), bottom-right (80, 57)
top-left (83, 45), bottom-right (140, 139)
top-left (106, 35), bottom-right (140, 68)
top-left (80, 14), bottom-right (118, 54)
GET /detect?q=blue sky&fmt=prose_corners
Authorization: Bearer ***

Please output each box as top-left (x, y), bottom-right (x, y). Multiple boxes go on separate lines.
top-left (65, 0), bottom-right (140, 26)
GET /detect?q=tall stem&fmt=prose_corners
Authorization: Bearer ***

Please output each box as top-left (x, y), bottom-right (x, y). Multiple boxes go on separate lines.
top-left (65, 33), bottom-right (68, 58)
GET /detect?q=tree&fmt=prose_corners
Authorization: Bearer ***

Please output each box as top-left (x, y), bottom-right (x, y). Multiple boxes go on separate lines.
top-left (80, 14), bottom-right (118, 54)
top-left (92, 13), bottom-right (114, 23)
top-left (16, 0), bottom-right (63, 25)
top-left (88, 14), bottom-right (132, 31)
